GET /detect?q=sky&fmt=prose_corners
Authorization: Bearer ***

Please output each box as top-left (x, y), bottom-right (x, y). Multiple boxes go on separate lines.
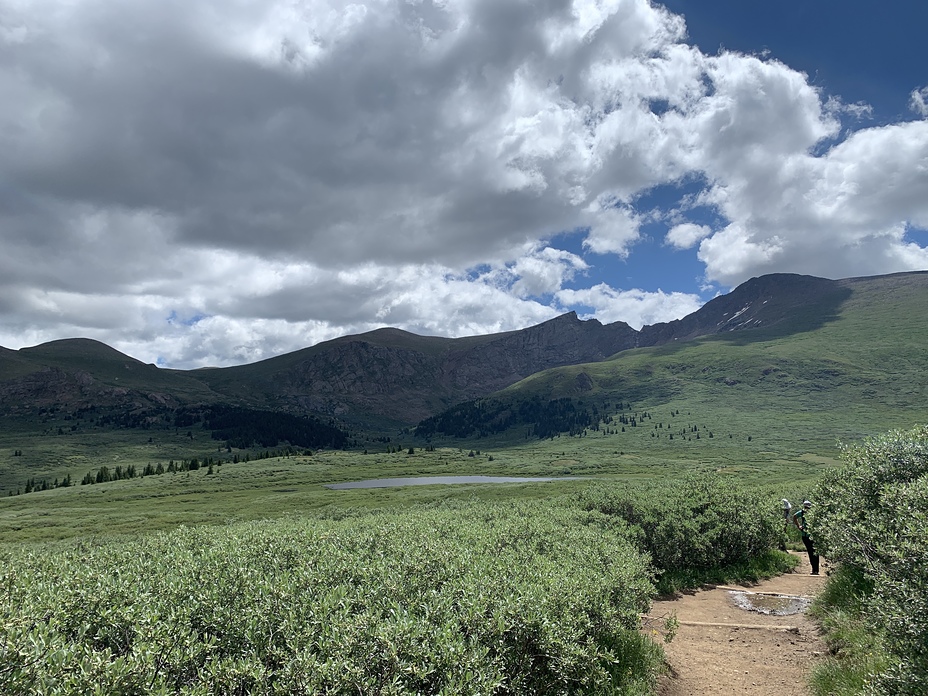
top-left (1, 0), bottom-right (927, 369)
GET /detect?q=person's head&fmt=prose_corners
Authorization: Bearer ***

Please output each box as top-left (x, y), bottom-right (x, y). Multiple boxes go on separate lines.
top-left (781, 499), bottom-right (791, 509)
top-left (802, 500), bottom-right (812, 509)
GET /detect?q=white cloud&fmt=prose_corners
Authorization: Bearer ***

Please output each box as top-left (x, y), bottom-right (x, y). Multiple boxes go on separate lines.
top-left (911, 87), bottom-right (928, 117)
top-left (696, 119), bottom-right (928, 285)
top-left (0, 251), bottom-right (565, 368)
top-left (665, 222), bottom-right (712, 250)
top-left (582, 203), bottom-right (642, 256)
top-left (508, 246), bottom-right (589, 299)
top-left (825, 95), bottom-right (873, 121)
top-left (1, 0), bottom-right (927, 367)
top-left (556, 284), bottom-right (703, 329)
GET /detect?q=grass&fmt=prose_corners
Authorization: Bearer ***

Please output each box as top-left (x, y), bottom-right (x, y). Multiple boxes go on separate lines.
top-left (0, 447), bottom-right (599, 543)
top-left (0, 393), bottom-right (912, 545)
top-left (807, 565), bottom-right (892, 695)
top-left (0, 386), bottom-right (856, 541)
top-left (1, 393), bottom-right (846, 544)
top-left (0, 426), bottom-right (840, 545)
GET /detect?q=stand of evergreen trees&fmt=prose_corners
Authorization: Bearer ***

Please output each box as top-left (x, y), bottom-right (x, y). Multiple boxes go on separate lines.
top-left (6, 474), bottom-right (72, 497)
top-left (416, 395), bottom-right (612, 439)
top-left (174, 405), bottom-right (348, 450)
top-left (80, 465), bottom-right (138, 485)
top-left (78, 447), bottom-right (308, 487)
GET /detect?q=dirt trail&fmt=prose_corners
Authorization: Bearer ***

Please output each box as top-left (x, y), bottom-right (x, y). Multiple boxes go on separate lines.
top-left (651, 552), bottom-right (828, 695)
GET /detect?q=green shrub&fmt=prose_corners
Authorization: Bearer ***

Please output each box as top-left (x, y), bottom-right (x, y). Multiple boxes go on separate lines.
top-left (0, 501), bottom-right (662, 695)
top-left (808, 565), bottom-right (890, 695)
top-left (812, 425), bottom-right (928, 694)
top-left (578, 472), bottom-right (782, 593)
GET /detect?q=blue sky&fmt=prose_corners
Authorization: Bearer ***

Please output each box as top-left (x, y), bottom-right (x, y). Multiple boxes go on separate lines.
top-left (664, 0), bottom-right (927, 121)
top-left (560, 0), bottom-right (928, 300)
top-left (714, 7), bottom-right (926, 146)
top-left (1, 0), bottom-right (926, 367)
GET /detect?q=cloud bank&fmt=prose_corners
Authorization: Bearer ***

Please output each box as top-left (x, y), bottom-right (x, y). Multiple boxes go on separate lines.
top-left (1, 0), bottom-right (926, 366)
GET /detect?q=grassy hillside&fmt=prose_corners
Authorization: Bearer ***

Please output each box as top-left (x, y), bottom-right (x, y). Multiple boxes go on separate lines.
top-left (420, 272), bottom-right (928, 469)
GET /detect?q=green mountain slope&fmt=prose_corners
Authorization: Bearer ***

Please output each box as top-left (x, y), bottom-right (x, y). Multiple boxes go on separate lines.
top-left (420, 272), bottom-right (928, 460)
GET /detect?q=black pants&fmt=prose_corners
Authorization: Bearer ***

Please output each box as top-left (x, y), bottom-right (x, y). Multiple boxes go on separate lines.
top-left (802, 535), bottom-right (819, 574)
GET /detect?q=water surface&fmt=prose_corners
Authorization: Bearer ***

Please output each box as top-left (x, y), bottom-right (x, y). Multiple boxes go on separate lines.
top-left (728, 591), bottom-right (811, 616)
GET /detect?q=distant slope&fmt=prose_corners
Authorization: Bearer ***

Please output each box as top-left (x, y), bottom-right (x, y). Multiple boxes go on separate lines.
top-left (417, 271), bottom-right (928, 449)
top-left (0, 339), bottom-right (220, 415)
top-left (637, 273), bottom-right (852, 345)
top-left (194, 312), bottom-right (640, 423)
top-left (0, 313), bottom-right (641, 426)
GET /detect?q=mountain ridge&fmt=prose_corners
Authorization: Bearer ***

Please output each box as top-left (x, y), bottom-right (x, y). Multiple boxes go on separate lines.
top-left (2, 271), bottom-right (926, 427)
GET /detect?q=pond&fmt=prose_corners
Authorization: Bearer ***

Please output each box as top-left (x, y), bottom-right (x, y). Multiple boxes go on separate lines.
top-left (324, 475), bottom-right (582, 490)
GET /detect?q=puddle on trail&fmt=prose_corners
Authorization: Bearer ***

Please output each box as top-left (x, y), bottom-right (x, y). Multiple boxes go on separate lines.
top-left (728, 591), bottom-right (811, 616)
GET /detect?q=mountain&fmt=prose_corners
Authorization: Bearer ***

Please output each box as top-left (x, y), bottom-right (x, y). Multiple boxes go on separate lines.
top-left (0, 338), bottom-right (220, 416)
top-left (193, 312), bottom-right (640, 423)
top-left (1, 271), bottom-right (926, 432)
top-left (418, 271), bottom-right (928, 445)
top-left (636, 273), bottom-right (852, 346)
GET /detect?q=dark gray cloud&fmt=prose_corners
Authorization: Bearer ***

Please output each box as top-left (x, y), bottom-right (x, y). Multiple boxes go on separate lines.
top-left (1, 0), bottom-right (926, 367)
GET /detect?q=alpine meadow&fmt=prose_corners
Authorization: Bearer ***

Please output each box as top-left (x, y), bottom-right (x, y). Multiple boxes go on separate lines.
top-left (2, 271), bottom-right (928, 694)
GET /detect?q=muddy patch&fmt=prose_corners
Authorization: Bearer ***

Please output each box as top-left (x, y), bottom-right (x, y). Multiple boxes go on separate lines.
top-left (728, 591), bottom-right (811, 616)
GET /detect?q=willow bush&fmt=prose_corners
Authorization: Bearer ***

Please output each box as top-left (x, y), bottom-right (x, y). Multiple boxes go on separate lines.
top-left (578, 472), bottom-right (783, 593)
top-left (811, 425), bottom-right (928, 694)
top-left (0, 500), bottom-right (661, 695)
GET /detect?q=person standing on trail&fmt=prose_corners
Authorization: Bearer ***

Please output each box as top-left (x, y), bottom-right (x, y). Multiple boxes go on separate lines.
top-left (793, 500), bottom-right (820, 575)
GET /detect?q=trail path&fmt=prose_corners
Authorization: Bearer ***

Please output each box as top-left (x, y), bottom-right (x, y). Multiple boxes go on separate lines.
top-left (652, 552), bottom-right (828, 695)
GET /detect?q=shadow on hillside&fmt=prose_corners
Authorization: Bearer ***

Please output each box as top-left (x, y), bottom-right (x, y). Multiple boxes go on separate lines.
top-left (721, 283), bottom-right (851, 343)
top-left (645, 283), bottom-right (853, 357)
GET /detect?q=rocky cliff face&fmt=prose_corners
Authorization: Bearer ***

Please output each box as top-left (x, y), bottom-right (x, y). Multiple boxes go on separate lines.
top-left (0, 366), bottom-right (179, 417)
top-left (447, 313), bottom-right (638, 395)
top-left (0, 339), bottom-right (208, 418)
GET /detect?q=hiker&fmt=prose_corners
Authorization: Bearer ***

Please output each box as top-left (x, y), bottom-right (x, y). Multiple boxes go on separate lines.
top-left (793, 500), bottom-right (820, 575)
top-left (778, 498), bottom-right (792, 551)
